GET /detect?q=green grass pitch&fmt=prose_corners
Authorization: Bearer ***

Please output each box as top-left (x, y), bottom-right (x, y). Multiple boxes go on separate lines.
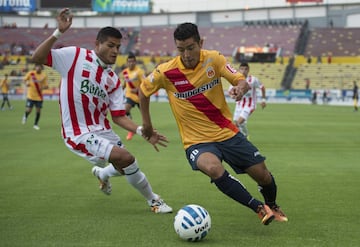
top-left (0, 100), bottom-right (359, 246)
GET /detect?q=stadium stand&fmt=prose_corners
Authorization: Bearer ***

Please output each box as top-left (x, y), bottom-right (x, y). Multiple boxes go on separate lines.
top-left (132, 25), bottom-right (302, 57)
top-left (0, 27), bottom-right (130, 55)
top-left (305, 27), bottom-right (360, 57)
top-left (292, 63), bottom-right (360, 90)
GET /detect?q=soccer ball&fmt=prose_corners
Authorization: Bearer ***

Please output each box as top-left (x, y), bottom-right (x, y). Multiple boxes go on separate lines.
top-left (173, 204), bottom-right (211, 242)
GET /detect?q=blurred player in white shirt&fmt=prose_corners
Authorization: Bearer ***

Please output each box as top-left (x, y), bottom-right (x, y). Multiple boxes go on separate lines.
top-left (230, 63), bottom-right (266, 138)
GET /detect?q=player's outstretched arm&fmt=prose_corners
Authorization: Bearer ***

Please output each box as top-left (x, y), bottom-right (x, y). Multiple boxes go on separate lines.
top-left (31, 8), bottom-right (73, 65)
top-left (138, 88), bottom-right (154, 140)
top-left (145, 129), bottom-right (169, 152)
top-left (229, 79), bottom-right (250, 101)
top-left (112, 115), bottom-right (168, 152)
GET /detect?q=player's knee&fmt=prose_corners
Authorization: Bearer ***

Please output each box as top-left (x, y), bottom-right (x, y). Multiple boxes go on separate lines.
top-left (258, 169), bottom-right (272, 185)
top-left (109, 148), bottom-right (135, 169)
top-left (123, 160), bottom-right (139, 175)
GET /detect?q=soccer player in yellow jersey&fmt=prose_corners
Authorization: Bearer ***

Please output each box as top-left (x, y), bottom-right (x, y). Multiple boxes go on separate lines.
top-left (121, 53), bottom-right (146, 140)
top-left (22, 64), bottom-right (49, 130)
top-left (353, 81), bottom-right (358, 112)
top-left (139, 23), bottom-right (288, 225)
top-left (1, 74), bottom-right (13, 110)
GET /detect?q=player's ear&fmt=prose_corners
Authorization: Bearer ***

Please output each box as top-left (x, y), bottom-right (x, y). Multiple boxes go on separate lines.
top-left (94, 40), bottom-right (100, 52)
top-left (199, 39), bottom-right (204, 48)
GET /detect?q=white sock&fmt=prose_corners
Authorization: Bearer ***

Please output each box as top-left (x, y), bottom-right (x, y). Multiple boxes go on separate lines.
top-left (100, 164), bottom-right (121, 180)
top-left (123, 160), bottom-right (157, 202)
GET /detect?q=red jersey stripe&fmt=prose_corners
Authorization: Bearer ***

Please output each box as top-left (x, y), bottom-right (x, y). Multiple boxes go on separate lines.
top-left (67, 47), bottom-right (81, 136)
top-left (164, 68), bottom-right (232, 129)
top-left (30, 72), bottom-right (43, 100)
top-left (66, 138), bottom-right (93, 157)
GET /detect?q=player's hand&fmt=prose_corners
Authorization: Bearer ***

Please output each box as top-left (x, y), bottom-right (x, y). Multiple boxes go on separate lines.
top-left (142, 124), bottom-right (153, 140)
top-left (229, 80), bottom-right (250, 101)
top-left (56, 8), bottom-right (72, 33)
top-left (146, 130), bottom-right (169, 152)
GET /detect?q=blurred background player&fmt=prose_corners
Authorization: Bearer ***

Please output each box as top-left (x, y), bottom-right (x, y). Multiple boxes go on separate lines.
top-left (121, 53), bottom-right (146, 140)
top-left (353, 80), bottom-right (358, 111)
top-left (22, 64), bottom-right (49, 130)
top-left (30, 8), bottom-right (172, 213)
top-left (1, 74), bottom-right (13, 111)
top-left (230, 62), bottom-right (266, 139)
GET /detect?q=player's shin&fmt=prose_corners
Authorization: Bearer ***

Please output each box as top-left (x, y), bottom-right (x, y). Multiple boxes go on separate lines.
top-left (123, 160), bottom-right (156, 201)
top-left (213, 170), bottom-right (262, 212)
top-left (258, 173), bottom-right (277, 207)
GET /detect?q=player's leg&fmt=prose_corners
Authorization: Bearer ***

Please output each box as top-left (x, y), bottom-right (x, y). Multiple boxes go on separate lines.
top-left (236, 107), bottom-right (252, 138)
top-left (186, 143), bottom-right (274, 225)
top-left (125, 99), bottom-right (135, 140)
top-left (354, 98), bottom-right (358, 111)
top-left (246, 163), bottom-right (288, 222)
top-left (33, 101), bottom-right (43, 130)
top-left (0, 94), bottom-right (5, 110)
top-left (72, 131), bottom-right (172, 213)
top-left (109, 145), bottom-right (172, 213)
top-left (22, 99), bottom-right (33, 124)
top-left (5, 94), bottom-right (12, 109)
top-left (226, 133), bottom-right (287, 222)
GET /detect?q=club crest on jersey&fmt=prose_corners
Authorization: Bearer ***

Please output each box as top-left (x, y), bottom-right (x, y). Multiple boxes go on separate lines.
top-left (206, 66), bottom-right (215, 78)
top-left (225, 63), bottom-right (237, 73)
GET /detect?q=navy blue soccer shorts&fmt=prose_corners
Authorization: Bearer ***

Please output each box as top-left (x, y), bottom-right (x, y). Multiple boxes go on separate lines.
top-left (25, 99), bottom-right (43, 109)
top-left (125, 97), bottom-right (139, 108)
top-left (185, 132), bottom-right (266, 174)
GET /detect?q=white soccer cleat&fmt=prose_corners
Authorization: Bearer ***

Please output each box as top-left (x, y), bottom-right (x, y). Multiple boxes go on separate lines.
top-left (92, 166), bottom-right (112, 195)
top-left (150, 198), bottom-right (173, 214)
top-left (22, 116), bottom-right (26, 124)
top-left (33, 125), bottom-right (40, 130)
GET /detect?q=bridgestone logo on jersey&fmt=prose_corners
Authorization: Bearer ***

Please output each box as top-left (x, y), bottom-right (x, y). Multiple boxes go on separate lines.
top-left (174, 78), bottom-right (220, 99)
top-left (80, 80), bottom-right (106, 99)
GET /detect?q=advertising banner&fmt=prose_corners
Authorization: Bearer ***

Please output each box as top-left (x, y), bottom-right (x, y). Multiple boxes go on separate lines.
top-left (286, 0), bottom-right (323, 3)
top-left (92, 0), bottom-right (150, 13)
top-left (0, 0), bottom-right (36, 12)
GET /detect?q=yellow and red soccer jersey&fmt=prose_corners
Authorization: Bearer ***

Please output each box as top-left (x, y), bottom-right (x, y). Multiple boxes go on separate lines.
top-left (24, 70), bottom-right (48, 101)
top-left (121, 66), bottom-right (145, 103)
top-left (1, 78), bottom-right (10, 94)
top-left (141, 49), bottom-right (245, 149)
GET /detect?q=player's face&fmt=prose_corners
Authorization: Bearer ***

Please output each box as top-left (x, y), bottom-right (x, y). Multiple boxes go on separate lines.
top-left (239, 66), bottom-right (249, 77)
top-left (35, 65), bottom-right (42, 74)
top-left (175, 37), bottom-right (203, 69)
top-left (127, 58), bottom-right (136, 70)
top-left (95, 36), bottom-right (121, 65)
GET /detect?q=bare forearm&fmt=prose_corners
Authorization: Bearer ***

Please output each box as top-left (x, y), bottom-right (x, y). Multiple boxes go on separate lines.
top-left (31, 36), bottom-right (58, 65)
top-left (139, 89), bottom-right (152, 129)
top-left (32, 8), bottom-right (73, 65)
top-left (112, 115), bottom-right (138, 133)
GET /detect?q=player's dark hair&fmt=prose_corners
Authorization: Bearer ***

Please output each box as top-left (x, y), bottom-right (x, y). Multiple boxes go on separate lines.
top-left (174, 23), bottom-right (201, 43)
top-left (127, 52), bottom-right (136, 60)
top-left (96, 27), bottom-right (122, 43)
top-left (240, 62), bottom-right (249, 68)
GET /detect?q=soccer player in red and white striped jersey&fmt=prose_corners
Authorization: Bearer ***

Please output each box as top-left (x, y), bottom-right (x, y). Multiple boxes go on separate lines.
top-left (30, 8), bottom-right (172, 214)
top-left (230, 62), bottom-right (266, 138)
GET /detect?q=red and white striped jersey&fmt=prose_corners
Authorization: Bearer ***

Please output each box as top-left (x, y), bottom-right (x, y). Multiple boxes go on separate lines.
top-left (46, 46), bottom-right (126, 139)
top-left (234, 75), bottom-right (264, 110)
